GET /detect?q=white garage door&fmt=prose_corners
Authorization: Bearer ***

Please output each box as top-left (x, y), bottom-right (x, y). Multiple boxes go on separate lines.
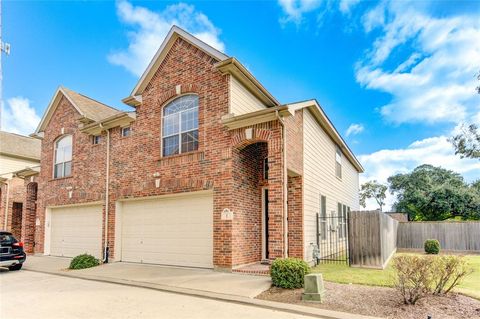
top-left (49, 205), bottom-right (102, 259)
top-left (120, 193), bottom-right (213, 268)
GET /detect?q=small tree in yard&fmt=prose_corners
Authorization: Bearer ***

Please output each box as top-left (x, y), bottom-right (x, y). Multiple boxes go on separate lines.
top-left (359, 180), bottom-right (387, 212)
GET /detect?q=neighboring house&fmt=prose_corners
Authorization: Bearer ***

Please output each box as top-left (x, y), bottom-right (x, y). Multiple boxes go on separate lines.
top-left (0, 131), bottom-right (41, 251)
top-left (385, 212), bottom-right (409, 222)
top-left (30, 26), bottom-right (363, 270)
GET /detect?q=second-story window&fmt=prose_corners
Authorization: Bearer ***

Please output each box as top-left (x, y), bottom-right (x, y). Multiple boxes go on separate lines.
top-left (92, 135), bottom-right (101, 145)
top-left (335, 146), bottom-right (342, 179)
top-left (162, 94), bottom-right (199, 157)
top-left (54, 135), bottom-right (72, 179)
top-left (121, 126), bottom-right (131, 137)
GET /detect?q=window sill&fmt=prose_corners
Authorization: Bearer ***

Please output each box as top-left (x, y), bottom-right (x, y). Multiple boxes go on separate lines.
top-left (157, 150), bottom-right (204, 166)
top-left (49, 176), bottom-right (73, 182)
top-left (157, 150), bottom-right (202, 161)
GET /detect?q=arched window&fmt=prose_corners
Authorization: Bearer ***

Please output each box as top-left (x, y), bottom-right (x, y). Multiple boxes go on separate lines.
top-left (162, 94), bottom-right (199, 156)
top-left (54, 135), bottom-right (72, 178)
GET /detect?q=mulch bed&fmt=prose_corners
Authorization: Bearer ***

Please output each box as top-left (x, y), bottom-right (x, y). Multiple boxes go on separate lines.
top-left (257, 282), bottom-right (480, 319)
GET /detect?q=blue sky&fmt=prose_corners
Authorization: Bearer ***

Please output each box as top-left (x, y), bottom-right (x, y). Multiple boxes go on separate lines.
top-left (2, 0), bottom-right (479, 208)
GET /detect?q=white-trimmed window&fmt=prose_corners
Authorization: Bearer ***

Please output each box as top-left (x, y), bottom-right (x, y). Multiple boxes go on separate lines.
top-left (162, 95), bottom-right (199, 157)
top-left (54, 135), bottom-right (72, 179)
top-left (121, 126), bottom-right (131, 137)
top-left (320, 195), bottom-right (327, 240)
top-left (92, 135), bottom-right (101, 145)
top-left (335, 146), bottom-right (342, 179)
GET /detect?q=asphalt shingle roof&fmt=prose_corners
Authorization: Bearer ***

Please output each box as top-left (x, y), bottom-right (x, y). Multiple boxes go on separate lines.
top-left (61, 87), bottom-right (121, 122)
top-left (0, 131), bottom-right (41, 160)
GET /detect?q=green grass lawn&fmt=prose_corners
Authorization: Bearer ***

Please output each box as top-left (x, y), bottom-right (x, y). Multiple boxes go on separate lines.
top-left (311, 253), bottom-right (480, 299)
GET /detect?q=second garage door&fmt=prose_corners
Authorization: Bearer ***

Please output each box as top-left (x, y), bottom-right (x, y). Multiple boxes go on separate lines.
top-left (120, 192), bottom-right (213, 268)
top-left (49, 205), bottom-right (102, 259)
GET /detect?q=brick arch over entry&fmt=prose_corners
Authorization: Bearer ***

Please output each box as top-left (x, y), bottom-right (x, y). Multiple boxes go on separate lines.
top-left (230, 123), bottom-right (286, 261)
top-left (156, 83), bottom-right (203, 107)
top-left (231, 128), bottom-right (273, 149)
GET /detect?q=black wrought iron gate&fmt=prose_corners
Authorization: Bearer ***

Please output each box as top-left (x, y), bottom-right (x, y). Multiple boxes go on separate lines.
top-left (316, 211), bottom-right (350, 265)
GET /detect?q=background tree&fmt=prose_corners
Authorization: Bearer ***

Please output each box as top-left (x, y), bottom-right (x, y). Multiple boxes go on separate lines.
top-left (359, 180), bottom-right (388, 211)
top-left (450, 71), bottom-right (480, 159)
top-left (450, 124), bottom-right (480, 160)
top-left (388, 164), bottom-right (480, 221)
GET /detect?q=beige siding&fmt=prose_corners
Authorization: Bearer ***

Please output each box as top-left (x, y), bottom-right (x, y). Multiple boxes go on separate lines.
top-left (0, 154), bottom-right (39, 177)
top-left (229, 76), bottom-right (266, 115)
top-left (303, 109), bottom-right (360, 262)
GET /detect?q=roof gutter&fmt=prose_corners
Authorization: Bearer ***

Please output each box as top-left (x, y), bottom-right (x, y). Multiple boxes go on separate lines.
top-left (222, 105), bottom-right (292, 130)
top-left (80, 112), bottom-right (136, 135)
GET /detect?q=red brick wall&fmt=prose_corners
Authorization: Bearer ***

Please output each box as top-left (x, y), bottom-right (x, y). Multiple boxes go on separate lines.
top-left (288, 175), bottom-right (303, 258)
top-left (284, 109), bottom-right (304, 259)
top-left (36, 96), bottom-right (107, 253)
top-left (23, 178), bottom-right (38, 253)
top-left (0, 177), bottom-right (26, 235)
top-left (107, 37), bottom-right (233, 267)
top-left (11, 203), bottom-right (23, 239)
top-left (285, 109), bottom-right (303, 175)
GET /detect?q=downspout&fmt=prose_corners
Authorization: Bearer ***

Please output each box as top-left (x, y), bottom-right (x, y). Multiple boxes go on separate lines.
top-left (275, 110), bottom-right (289, 258)
top-left (102, 125), bottom-right (110, 263)
top-left (3, 181), bottom-right (10, 230)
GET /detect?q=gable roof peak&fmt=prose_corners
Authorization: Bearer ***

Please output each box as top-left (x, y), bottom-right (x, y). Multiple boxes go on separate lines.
top-left (125, 25), bottom-right (229, 102)
top-left (34, 86), bottom-right (121, 135)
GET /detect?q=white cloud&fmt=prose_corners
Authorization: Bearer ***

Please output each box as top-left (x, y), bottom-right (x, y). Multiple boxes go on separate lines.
top-left (278, 0), bottom-right (322, 25)
top-left (108, 1), bottom-right (225, 76)
top-left (1, 97), bottom-right (40, 135)
top-left (358, 134), bottom-right (480, 210)
top-left (339, 0), bottom-right (361, 14)
top-left (278, 0), bottom-right (361, 25)
top-left (356, 2), bottom-right (480, 125)
top-left (346, 123), bottom-right (364, 136)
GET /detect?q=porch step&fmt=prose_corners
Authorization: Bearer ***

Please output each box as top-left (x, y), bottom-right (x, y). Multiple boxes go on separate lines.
top-left (232, 263), bottom-right (270, 276)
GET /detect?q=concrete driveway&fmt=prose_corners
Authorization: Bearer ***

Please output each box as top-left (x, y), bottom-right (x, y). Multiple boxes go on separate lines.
top-left (23, 255), bottom-right (271, 298)
top-left (1, 271), bottom-right (315, 319)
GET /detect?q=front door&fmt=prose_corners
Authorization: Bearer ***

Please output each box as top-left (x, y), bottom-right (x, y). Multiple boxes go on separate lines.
top-left (262, 188), bottom-right (269, 260)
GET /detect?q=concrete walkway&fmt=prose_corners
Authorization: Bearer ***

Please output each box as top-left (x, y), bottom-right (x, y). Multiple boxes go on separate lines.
top-left (22, 255), bottom-right (381, 319)
top-left (23, 255), bottom-right (271, 298)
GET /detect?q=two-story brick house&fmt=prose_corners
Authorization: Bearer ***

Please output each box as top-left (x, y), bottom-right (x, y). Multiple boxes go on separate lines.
top-left (31, 26), bottom-right (363, 270)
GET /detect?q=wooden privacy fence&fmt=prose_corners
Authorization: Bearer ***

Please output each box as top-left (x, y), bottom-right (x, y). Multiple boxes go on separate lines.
top-left (397, 221), bottom-right (480, 252)
top-left (348, 210), bottom-right (398, 269)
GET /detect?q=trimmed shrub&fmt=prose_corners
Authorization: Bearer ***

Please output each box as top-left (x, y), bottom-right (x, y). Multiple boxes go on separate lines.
top-left (392, 255), bottom-right (435, 305)
top-left (69, 254), bottom-right (100, 270)
top-left (392, 254), bottom-right (472, 304)
top-left (431, 255), bottom-right (472, 294)
top-left (424, 239), bottom-right (440, 254)
top-left (271, 258), bottom-right (310, 289)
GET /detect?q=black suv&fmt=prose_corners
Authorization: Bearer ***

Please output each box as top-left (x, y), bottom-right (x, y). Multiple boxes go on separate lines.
top-left (0, 231), bottom-right (26, 270)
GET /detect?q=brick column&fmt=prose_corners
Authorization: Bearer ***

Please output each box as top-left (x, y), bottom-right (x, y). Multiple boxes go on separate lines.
top-left (288, 175), bottom-right (303, 258)
top-left (267, 132), bottom-right (285, 259)
top-left (22, 182), bottom-right (38, 254)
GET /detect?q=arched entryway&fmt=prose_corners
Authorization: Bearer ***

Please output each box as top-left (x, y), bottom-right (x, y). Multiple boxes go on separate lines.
top-left (229, 124), bottom-right (286, 267)
top-left (232, 141), bottom-right (269, 265)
